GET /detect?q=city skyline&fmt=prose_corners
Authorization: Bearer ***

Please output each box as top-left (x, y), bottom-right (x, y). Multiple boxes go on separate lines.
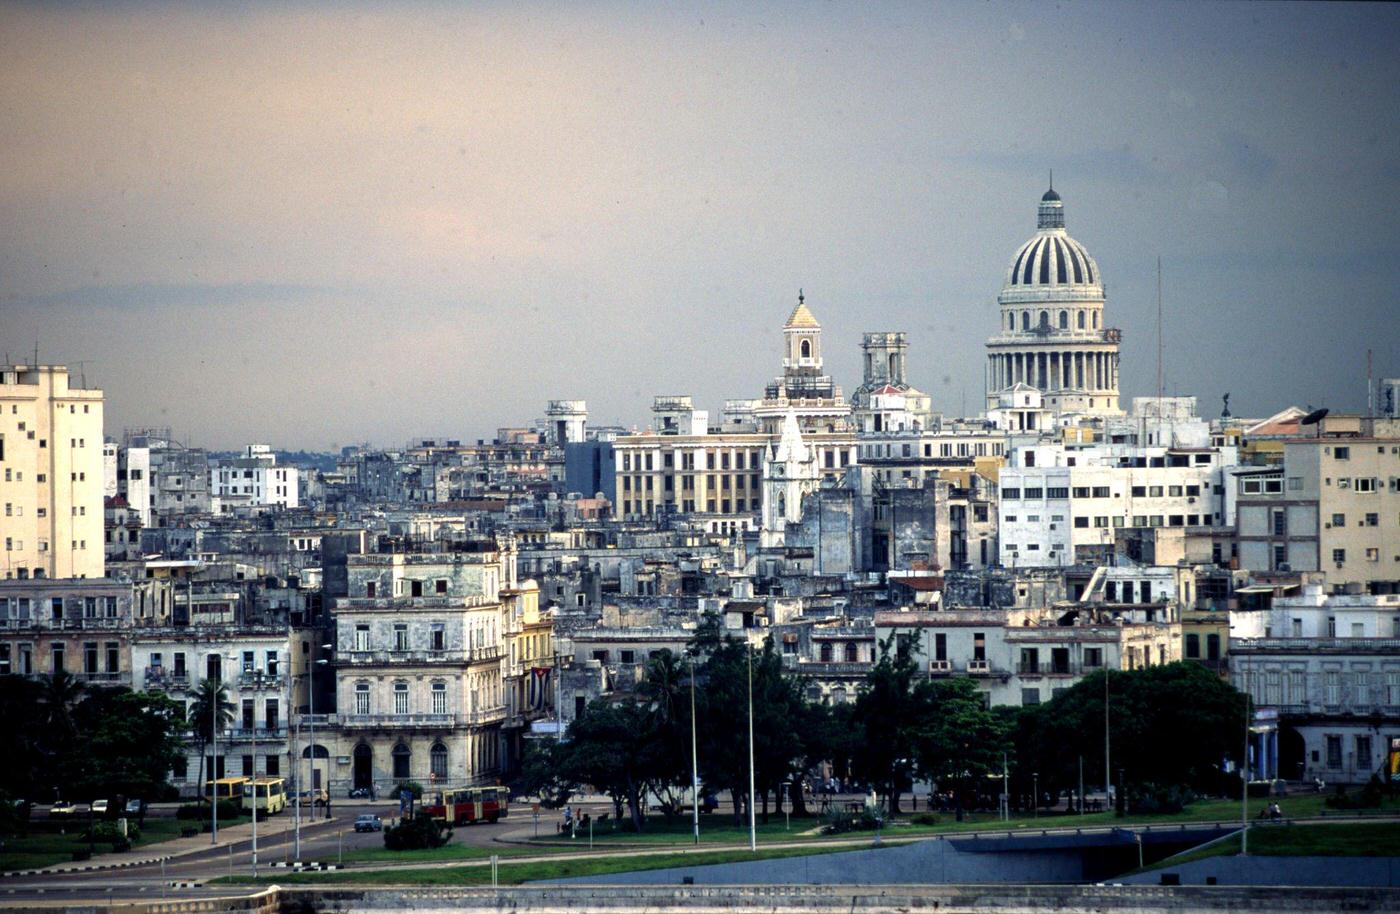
top-left (4, 2), bottom-right (1399, 449)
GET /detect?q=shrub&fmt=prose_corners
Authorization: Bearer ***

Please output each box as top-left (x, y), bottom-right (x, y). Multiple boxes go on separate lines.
top-left (1326, 775), bottom-right (1386, 810)
top-left (820, 806), bottom-right (883, 835)
top-left (86, 820), bottom-right (139, 844)
top-left (176, 800), bottom-right (240, 820)
top-left (910, 812), bottom-right (940, 826)
top-left (383, 811), bottom-right (451, 851)
top-left (396, 781), bottom-right (425, 800)
top-left (1127, 783), bottom-right (1193, 815)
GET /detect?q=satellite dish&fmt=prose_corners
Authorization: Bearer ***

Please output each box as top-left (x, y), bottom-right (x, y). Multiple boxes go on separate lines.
top-left (1300, 408), bottom-right (1329, 426)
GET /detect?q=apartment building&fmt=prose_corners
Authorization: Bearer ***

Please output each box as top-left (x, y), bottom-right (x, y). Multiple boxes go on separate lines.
top-left (999, 442), bottom-right (1235, 567)
top-left (0, 364), bottom-right (105, 580)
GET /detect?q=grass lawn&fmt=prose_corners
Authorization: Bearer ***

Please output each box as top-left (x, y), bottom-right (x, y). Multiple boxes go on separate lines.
top-left (219, 842), bottom-right (878, 886)
top-left (528, 791), bottom-right (1400, 847)
top-left (1156, 821), bottom-right (1400, 869)
top-left (334, 840), bottom-right (548, 865)
top-left (0, 816), bottom-right (207, 871)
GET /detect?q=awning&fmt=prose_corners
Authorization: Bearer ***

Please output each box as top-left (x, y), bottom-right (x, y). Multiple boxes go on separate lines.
top-left (1236, 584), bottom-right (1300, 594)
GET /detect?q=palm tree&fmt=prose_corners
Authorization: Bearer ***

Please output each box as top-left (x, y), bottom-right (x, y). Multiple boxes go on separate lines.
top-left (41, 668), bottom-right (86, 736)
top-left (188, 679), bottom-right (233, 798)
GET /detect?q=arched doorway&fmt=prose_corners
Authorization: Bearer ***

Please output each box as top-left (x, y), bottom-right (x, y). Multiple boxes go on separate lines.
top-left (1279, 725), bottom-right (1307, 781)
top-left (353, 743), bottom-right (373, 792)
top-left (302, 743), bottom-right (329, 790)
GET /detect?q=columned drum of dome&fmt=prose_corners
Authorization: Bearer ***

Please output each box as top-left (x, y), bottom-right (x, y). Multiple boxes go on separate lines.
top-left (985, 187), bottom-right (1122, 416)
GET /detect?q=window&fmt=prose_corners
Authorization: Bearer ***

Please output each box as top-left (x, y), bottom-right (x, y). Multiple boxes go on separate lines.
top-left (1024, 487), bottom-right (1044, 499)
top-left (1332, 549), bottom-right (1347, 563)
top-left (1021, 688), bottom-right (1041, 706)
top-left (1185, 633), bottom-right (1200, 658)
top-left (392, 743), bottom-right (411, 779)
top-left (394, 624), bottom-right (409, 651)
top-left (432, 682), bottom-right (447, 714)
top-left (1334, 446), bottom-right (1350, 460)
top-left (1326, 735), bottom-right (1343, 769)
top-left (1132, 486), bottom-right (1147, 497)
top-left (1331, 513), bottom-right (1346, 527)
top-left (1002, 488), bottom-right (1021, 500)
top-left (51, 643), bottom-right (65, 672)
top-left (394, 682), bottom-right (409, 714)
top-left (1206, 634), bottom-right (1220, 661)
top-left (354, 682), bottom-right (370, 715)
top-left (431, 623), bottom-right (445, 651)
top-left (431, 742), bottom-right (448, 778)
top-left (1047, 487), bottom-right (1069, 499)
top-left (354, 624), bottom-right (370, 651)
top-left (1074, 517), bottom-right (1089, 528)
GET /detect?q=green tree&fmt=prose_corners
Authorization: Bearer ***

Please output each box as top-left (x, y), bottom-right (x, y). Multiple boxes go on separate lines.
top-left (560, 700), bottom-right (658, 831)
top-left (913, 677), bottom-right (1011, 814)
top-left (638, 649), bottom-right (695, 817)
top-left (850, 632), bottom-right (923, 814)
top-left (71, 689), bottom-right (187, 800)
top-left (187, 679), bottom-right (234, 797)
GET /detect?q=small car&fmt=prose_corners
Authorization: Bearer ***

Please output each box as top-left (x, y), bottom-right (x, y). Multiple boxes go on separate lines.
top-left (348, 787), bottom-right (371, 800)
top-left (124, 799), bottom-right (146, 817)
top-left (50, 800), bottom-right (78, 817)
top-left (296, 788), bottom-right (329, 808)
top-left (91, 799), bottom-right (110, 816)
top-left (353, 814), bottom-right (382, 833)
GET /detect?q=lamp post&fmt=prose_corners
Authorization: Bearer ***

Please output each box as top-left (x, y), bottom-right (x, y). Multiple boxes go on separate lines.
top-left (1033, 772), bottom-right (1039, 819)
top-left (310, 651), bottom-right (331, 821)
top-left (689, 651), bottom-right (699, 846)
top-left (229, 653), bottom-right (256, 878)
top-left (210, 658), bottom-right (222, 846)
top-left (746, 643), bottom-right (756, 853)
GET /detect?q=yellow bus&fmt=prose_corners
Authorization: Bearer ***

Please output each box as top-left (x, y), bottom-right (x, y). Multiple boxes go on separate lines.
top-left (242, 777), bottom-right (288, 815)
top-left (204, 777), bottom-right (250, 808)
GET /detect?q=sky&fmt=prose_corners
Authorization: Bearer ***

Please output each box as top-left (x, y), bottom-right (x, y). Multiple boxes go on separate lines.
top-left (2, 2), bottom-right (1398, 450)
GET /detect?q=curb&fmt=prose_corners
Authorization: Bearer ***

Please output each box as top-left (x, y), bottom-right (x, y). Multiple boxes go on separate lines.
top-left (269, 861), bottom-right (344, 871)
top-left (1, 853), bottom-right (171, 879)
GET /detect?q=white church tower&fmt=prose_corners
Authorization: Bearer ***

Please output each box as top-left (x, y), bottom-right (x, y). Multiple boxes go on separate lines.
top-left (760, 409), bottom-right (820, 548)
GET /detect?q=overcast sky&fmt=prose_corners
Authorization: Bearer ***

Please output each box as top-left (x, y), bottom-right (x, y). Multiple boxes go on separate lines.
top-left (3, 2), bottom-right (1398, 450)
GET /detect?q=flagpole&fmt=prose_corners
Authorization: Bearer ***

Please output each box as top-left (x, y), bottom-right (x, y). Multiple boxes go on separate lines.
top-left (747, 643), bottom-right (756, 853)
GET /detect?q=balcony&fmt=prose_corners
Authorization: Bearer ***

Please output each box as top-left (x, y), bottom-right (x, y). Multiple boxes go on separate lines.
top-left (341, 648), bottom-right (501, 666)
top-left (144, 670), bottom-right (191, 691)
top-left (1017, 663), bottom-right (1042, 677)
top-left (464, 705), bottom-right (507, 726)
top-left (967, 659), bottom-right (991, 674)
top-left (335, 713), bottom-right (458, 729)
top-left (238, 673), bottom-right (287, 691)
top-left (929, 659), bottom-right (952, 674)
top-left (225, 727), bottom-right (289, 742)
top-left (76, 670), bottom-right (130, 684)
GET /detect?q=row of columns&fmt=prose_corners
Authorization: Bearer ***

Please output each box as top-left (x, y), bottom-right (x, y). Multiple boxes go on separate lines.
top-left (989, 349), bottom-right (1119, 393)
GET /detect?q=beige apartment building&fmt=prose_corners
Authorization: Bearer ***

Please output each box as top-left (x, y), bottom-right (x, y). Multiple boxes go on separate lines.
top-left (1236, 418), bottom-right (1400, 594)
top-left (0, 365), bottom-right (105, 580)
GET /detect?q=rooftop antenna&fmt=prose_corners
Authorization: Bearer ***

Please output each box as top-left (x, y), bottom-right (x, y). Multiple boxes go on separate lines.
top-left (1049, 169), bottom-right (1053, 191)
top-left (1367, 349), bottom-right (1374, 418)
top-left (1156, 256), bottom-right (1164, 442)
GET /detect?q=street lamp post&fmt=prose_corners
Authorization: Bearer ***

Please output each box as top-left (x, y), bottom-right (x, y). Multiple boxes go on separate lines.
top-left (210, 662), bottom-right (221, 846)
top-left (309, 653), bottom-right (331, 820)
top-left (1033, 772), bottom-right (1039, 819)
top-left (689, 652), bottom-right (699, 846)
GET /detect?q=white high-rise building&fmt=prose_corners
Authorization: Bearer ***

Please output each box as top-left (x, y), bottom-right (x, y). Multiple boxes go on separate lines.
top-left (986, 186), bottom-right (1122, 415)
top-left (0, 364), bottom-right (105, 580)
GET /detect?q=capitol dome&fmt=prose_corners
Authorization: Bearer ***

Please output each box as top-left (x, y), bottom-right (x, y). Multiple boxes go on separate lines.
top-left (1001, 188), bottom-right (1102, 295)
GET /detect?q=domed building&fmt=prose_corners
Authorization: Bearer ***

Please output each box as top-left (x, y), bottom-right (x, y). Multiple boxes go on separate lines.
top-left (985, 186), bottom-right (1122, 415)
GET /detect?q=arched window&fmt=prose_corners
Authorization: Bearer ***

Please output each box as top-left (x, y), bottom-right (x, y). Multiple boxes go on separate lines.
top-left (1077, 310), bottom-right (1086, 329)
top-left (844, 642), bottom-right (858, 663)
top-left (800, 339), bottom-right (811, 359)
top-left (393, 680), bottom-right (409, 714)
top-left (431, 681), bottom-right (447, 715)
top-left (1021, 311), bottom-right (1030, 331)
top-left (430, 742), bottom-right (448, 779)
top-left (832, 687), bottom-right (848, 705)
top-left (392, 743), bottom-right (411, 780)
top-left (1039, 310), bottom-right (1049, 328)
top-left (1093, 311), bottom-right (1099, 329)
top-left (820, 642), bottom-right (833, 662)
top-left (1058, 310), bottom-right (1068, 329)
top-left (1007, 312), bottom-right (1014, 330)
top-left (806, 686), bottom-right (823, 704)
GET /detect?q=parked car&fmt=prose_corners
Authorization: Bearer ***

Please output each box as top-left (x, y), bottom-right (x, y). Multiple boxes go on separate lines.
top-left (49, 800), bottom-right (78, 818)
top-left (295, 788), bottom-right (329, 808)
top-left (91, 799), bottom-right (110, 816)
top-left (348, 787), bottom-right (371, 800)
top-left (352, 814), bottom-right (382, 833)
top-left (124, 799), bottom-right (146, 817)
